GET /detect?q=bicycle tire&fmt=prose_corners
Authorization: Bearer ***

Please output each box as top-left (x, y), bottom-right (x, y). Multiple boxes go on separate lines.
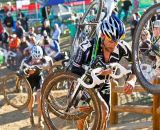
top-left (71, 0), bottom-right (103, 59)
top-left (41, 65), bottom-right (65, 95)
top-left (3, 72), bottom-right (32, 110)
top-left (80, 0), bottom-right (103, 39)
top-left (48, 64), bottom-right (65, 74)
top-left (41, 71), bottom-right (102, 130)
top-left (133, 3), bottom-right (160, 94)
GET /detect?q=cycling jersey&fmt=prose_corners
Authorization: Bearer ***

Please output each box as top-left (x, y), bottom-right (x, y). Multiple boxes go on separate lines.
top-left (20, 56), bottom-right (51, 91)
top-left (71, 37), bottom-right (132, 112)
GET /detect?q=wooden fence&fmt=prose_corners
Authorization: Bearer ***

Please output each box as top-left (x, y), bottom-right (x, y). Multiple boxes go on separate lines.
top-left (110, 79), bottom-right (160, 130)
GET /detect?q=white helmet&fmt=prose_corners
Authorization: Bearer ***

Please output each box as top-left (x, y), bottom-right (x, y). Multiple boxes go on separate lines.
top-left (31, 45), bottom-right (43, 60)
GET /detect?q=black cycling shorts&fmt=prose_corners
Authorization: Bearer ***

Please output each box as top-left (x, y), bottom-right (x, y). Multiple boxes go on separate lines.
top-left (27, 75), bottom-right (41, 91)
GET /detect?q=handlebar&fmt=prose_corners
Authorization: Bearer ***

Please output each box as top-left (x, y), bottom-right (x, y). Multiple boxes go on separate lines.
top-left (109, 63), bottom-right (131, 79)
top-left (78, 62), bottom-right (131, 89)
top-left (20, 59), bottom-right (48, 71)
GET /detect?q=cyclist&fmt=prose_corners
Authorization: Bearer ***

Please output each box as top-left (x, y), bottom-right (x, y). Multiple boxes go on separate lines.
top-left (19, 45), bottom-right (51, 128)
top-left (71, 13), bottom-right (137, 130)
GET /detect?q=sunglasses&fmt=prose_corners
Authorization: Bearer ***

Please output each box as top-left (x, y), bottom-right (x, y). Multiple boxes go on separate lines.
top-left (101, 34), bottom-right (118, 45)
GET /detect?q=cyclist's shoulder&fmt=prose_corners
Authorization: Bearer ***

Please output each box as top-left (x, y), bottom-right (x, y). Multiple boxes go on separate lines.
top-left (118, 40), bottom-right (131, 47)
top-left (117, 40), bottom-right (132, 52)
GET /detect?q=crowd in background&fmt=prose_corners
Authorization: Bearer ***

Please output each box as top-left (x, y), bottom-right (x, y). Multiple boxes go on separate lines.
top-left (0, 0), bottom-right (157, 69)
top-left (0, 6), bottom-right (65, 70)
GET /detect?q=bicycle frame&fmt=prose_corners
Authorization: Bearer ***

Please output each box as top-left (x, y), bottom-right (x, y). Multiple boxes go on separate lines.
top-left (65, 55), bottom-right (131, 112)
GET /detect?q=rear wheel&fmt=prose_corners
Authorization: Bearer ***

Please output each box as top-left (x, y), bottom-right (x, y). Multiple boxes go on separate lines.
top-left (71, 0), bottom-right (103, 59)
top-left (41, 71), bottom-right (102, 130)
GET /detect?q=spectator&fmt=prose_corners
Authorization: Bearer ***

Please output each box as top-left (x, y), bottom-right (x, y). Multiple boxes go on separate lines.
top-left (130, 12), bottom-right (141, 39)
top-left (67, 19), bottom-right (77, 44)
top-left (117, 0), bottom-right (124, 19)
top-left (17, 9), bottom-right (28, 32)
top-left (19, 36), bottom-right (29, 58)
top-left (52, 23), bottom-right (61, 42)
top-left (24, 36), bottom-right (37, 56)
top-left (149, 20), bottom-right (160, 78)
top-left (15, 21), bottom-right (25, 39)
top-left (4, 11), bottom-right (14, 35)
top-left (132, 0), bottom-right (139, 14)
top-left (41, 20), bottom-right (51, 37)
top-left (41, 6), bottom-right (51, 22)
top-left (0, 28), bottom-right (9, 49)
top-left (140, 29), bottom-right (151, 53)
top-left (122, 0), bottom-right (132, 22)
top-left (0, 19), bottom-right (3, 34)
top-left (4, 2), bottom-right (15, 13)
top-left (152, 20), bottom-right (160, 52)
top-left (17, 9), bottom-right (25, 20)
top-left (9, 33), bottom-right (21, 51)
top-left (27, 27), bottom-right (36, 40)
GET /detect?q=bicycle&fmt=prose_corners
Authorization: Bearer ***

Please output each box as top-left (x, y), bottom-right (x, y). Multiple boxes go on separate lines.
top-left (41, 0), bottom-right (121, 129)
top-left (2, 57), bottom-right (54, 110)
top-left (41, 54), bottom-right (131, 130)
top-left (132, 3), bottom-right (160, 94)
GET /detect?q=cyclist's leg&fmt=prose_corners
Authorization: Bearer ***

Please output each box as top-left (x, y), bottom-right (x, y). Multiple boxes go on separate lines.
top-left (27, 76), bottom-right (41, 126)
top-left (28, 93), bottom-right (35, 126)
top-left (76, 106), bottom-right (93, 130)
top-left (33, 77), bottom-right (44, 128)
top-left (98, 83), bottom-right (111, 130)
top-left (36, 89), bottom-right (44, 128)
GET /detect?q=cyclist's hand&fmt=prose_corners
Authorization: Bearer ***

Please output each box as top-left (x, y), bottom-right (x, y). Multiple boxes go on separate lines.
top-left (25, 68), bottom-right (36, 76)
top-left (123, 83), bottom-right (134, 95)
top-left (28, 68), bottom-right (36, 75)
top-left (123, 74), bottom-right (136, 94)
top-left (99, 69), bottom-right (112, 76)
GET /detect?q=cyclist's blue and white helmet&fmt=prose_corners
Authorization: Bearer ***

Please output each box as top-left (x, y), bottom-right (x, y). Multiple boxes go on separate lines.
top-left (31, 45), bottom-right (43, 60)
top-left (100, 14), bottom-right (125, 42)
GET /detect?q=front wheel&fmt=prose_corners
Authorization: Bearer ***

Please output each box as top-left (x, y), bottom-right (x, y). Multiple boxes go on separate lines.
top-left (41, 71), bottom-right (102, 130)
top-left (3, 73), bottom-right (32, 110)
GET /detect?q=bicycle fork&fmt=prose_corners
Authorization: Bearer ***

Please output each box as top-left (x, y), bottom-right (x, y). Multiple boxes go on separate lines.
top-left (65, 81), bottom-right (82, 112)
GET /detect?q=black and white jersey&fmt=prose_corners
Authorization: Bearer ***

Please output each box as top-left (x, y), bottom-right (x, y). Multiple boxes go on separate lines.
top-left (71, 38), bottom-right (132, 110)
top-left (73, 38), bottom-right (132, 68)
top-left (109, 40), bottom-right (132, 63)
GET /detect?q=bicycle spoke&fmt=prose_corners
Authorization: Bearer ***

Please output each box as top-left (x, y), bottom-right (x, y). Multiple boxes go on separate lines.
top-left (133, 3), bottom-right (160, 94)
top-left (41, 71), bottom-right (101, 130)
